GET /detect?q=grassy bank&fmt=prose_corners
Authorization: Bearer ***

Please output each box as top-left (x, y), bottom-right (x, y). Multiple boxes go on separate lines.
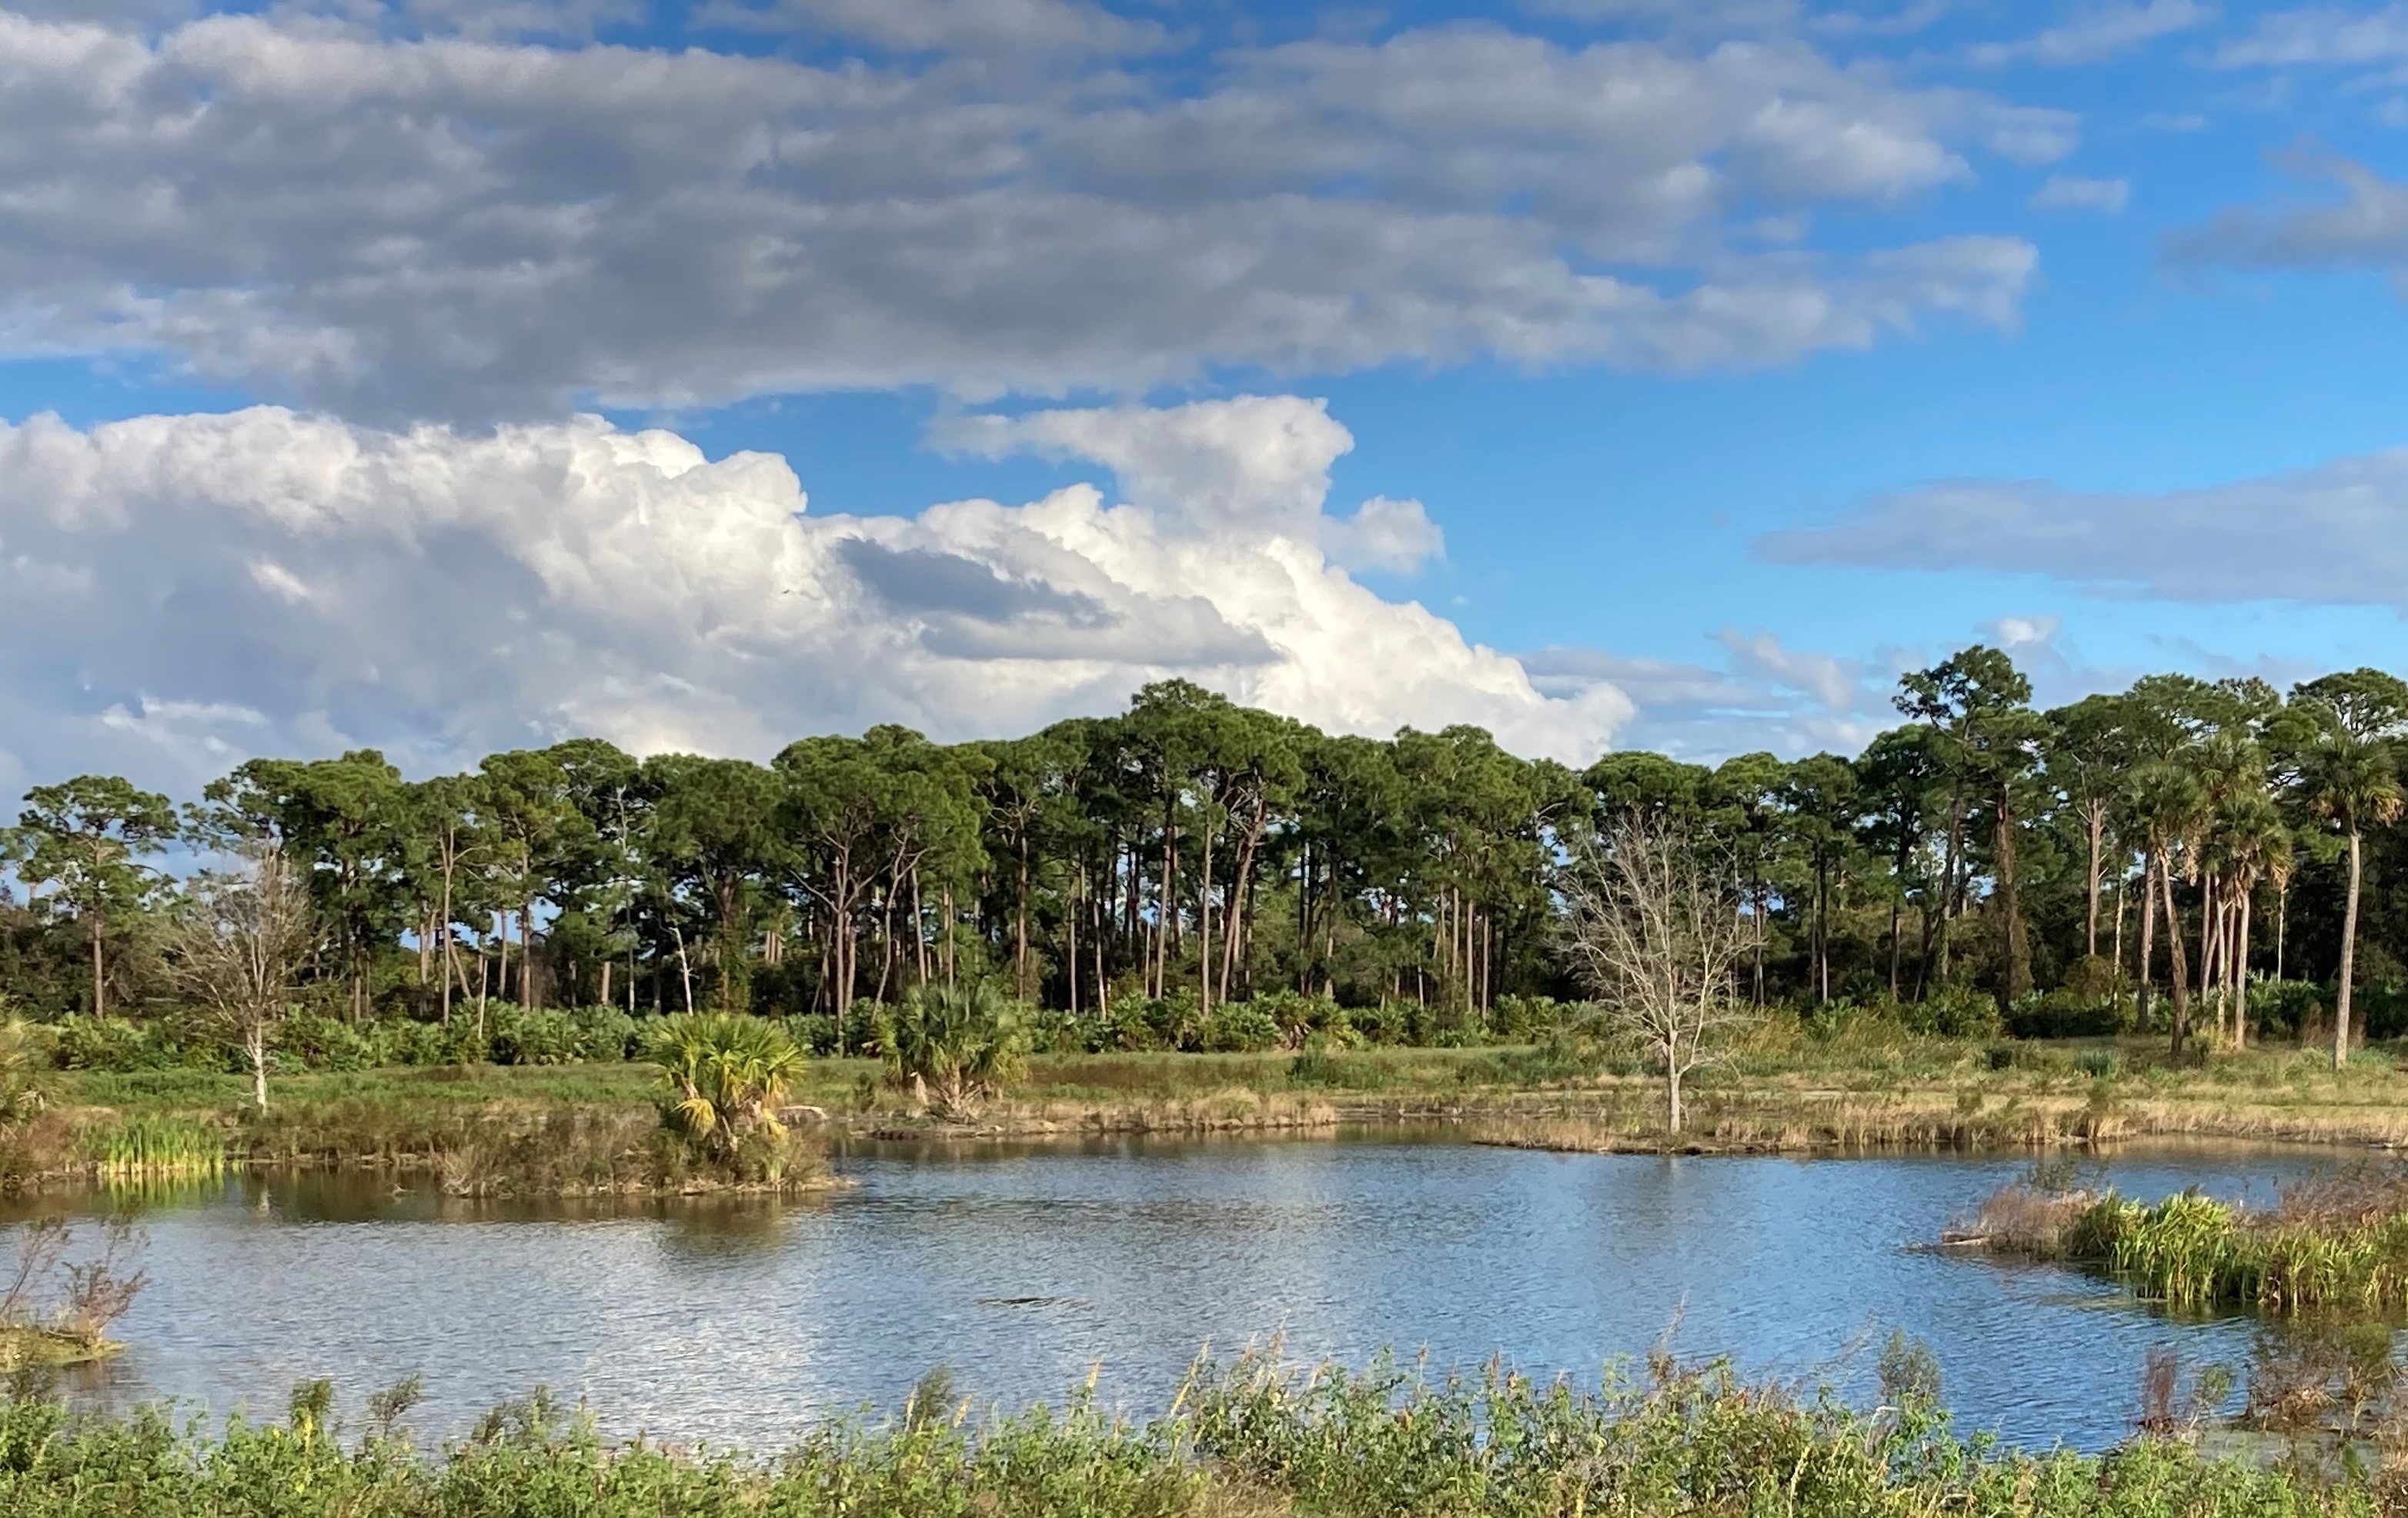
top-left (0, 1349), bottom-right (2390, 1517)
top-left (16, 1027), bottom-right (2408, 1183)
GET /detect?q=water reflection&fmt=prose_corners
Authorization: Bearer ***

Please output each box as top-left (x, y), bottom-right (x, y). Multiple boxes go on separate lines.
top-left (0, 1133), bottom-right (2373, 1451)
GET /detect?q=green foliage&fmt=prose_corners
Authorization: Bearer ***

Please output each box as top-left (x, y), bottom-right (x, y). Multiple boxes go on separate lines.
top-left (0, 1021), bottom-right (47, 1123)
top-left (648, 1013), bottom-right (804, 1161)
top-left (0, 1351), bottom-right (2388, 1518)
top-left (882, 983), bottom-right (1028, 1118)
top-left (81, 1115), bottom-right (225, 1179)
top-left (2004, 989), bottom-right (2124, 1040)
top-left (1200, 1001), bottom-right (1280, 1052)
top-left (1898, 983), bottom-right (2004, 1039)
top-left (2251, 978), bottom-right (2328, 1036)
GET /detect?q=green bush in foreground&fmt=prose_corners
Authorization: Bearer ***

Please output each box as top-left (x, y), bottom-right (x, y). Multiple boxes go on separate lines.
top-left (0, 1352), bottom-right (2388, 1517)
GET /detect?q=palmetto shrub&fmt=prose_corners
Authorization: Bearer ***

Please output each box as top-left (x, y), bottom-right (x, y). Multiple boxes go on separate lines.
top-left (648, 1013), bottom-right (804, 1161)
top-left (880, 983), bottom-right (1028, 1120)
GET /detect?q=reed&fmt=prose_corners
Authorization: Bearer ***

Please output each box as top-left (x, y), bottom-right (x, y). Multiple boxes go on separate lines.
top-left (1957, 1169), bottom-right (2408, 1312)
top-left (79, 1115), bottom-right (226, 1179)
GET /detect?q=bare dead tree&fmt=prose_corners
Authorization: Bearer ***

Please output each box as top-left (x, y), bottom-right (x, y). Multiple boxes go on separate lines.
top-left (166, 844), bottom-right (320, 1112)
top-left (1562, 812), bottom-right (1752, 1133)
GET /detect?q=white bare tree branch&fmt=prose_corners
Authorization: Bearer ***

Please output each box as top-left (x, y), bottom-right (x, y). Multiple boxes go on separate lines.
top-left (1563, 813), bottom-right (1754, 1133)
top-left (165, 844), bottom-right (319, 1112)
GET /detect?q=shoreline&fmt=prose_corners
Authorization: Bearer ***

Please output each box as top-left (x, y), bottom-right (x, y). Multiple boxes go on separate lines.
top-left (15, 1038), bottom-right (2408, 1188)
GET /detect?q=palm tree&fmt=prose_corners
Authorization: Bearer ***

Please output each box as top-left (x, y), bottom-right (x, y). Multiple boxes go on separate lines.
top-left (2126, 761), bottom-right (2203, 1053)
top-left (2300, 727), bottom-right (2403, 1068)
top-left (649, 1013), bottom-right (804, 1157)
top-left (2211, 792), bottom-right (2289, 1048)
top-left (882, 982), bottom-right (1028, 1121)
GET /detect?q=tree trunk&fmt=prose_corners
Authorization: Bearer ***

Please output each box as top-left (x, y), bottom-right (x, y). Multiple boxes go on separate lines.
top-left (1665, 1042), bottom-right (1684, 1134)
top-left (2225, 891), bottom-right (2244, 1060)
top-left (248, 1025), bottom-right (269, 1113)
top-left (673, 923), bottom-right (696, 1016)
top-left (2084, 804), bottom-right (2105, 961)
top-left (2338, 828), bottom-right (2363, 1070)
top-left (1016, 836), bottom-right (1031, 1000)
top-left (2276, 880), bottom-right (2289, 982)
top-left (1996, 788), bottom-right (2029, 1001)
top-left (2161, 858), bottom-right (2191, 1056)
top-left (89, 914), bottom-right (105, 1020)
top-left (2137, 852), bottom-right (2157, 1031)
top-left (1199, 814), bottom-right (1214, 1015)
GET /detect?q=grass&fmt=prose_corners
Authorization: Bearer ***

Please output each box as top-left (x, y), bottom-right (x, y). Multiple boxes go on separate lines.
top-left (1951, 1167), bottom-right (2408, 1312)
top-left (0, 1348), bottom-right (2391, 1516)
top-left (78, 1115), bottom-right (226, 1181)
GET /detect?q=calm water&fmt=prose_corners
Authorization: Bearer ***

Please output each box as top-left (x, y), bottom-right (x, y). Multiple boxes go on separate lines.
top-left (0, 1133), bottom-right (2375, 1450)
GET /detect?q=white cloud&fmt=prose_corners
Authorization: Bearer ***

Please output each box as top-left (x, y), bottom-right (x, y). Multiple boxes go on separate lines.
top-left (933, 396), bottom-right (1444, 573)
top-left (694, 0), bottom-right (1165, 55)
top-left (2216, 5), bottom-right (2408, 68)
top-left (1324, 497), bottom-right (1446, 575)
top-left (0, 10), bottom-right (2052, 420)
top-left (1964, 0), bottom-right (2210, 66)
top-left (0, 400), bottom-right (1628, 794)
top-left (1754, 446), bottom-right (2408, 608)
top-left (2029, 173), bottom-right (2130, 212)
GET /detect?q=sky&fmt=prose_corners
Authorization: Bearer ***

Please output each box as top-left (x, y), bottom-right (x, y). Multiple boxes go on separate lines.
top-left (6, 0), bottom-right (2408, 797)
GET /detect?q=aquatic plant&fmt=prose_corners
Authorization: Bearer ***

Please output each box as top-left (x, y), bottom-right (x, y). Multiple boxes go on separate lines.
top-left (1957, 1168), bottom-right (2408, 1312)
top-left (82, 1115), bottom-right (226, 1180)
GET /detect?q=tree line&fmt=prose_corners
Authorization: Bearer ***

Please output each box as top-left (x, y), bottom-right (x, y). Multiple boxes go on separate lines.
top-left (5, 657), bottom-right (2407, 1055)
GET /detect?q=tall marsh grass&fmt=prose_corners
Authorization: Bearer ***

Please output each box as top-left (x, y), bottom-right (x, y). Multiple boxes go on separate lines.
top-left (79, 1115), bottom-right (225, 1180)
top-left (1956, 1168), bottom-right (2408, 1312)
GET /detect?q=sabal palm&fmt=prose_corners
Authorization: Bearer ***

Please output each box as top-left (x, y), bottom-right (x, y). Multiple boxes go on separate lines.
top-left (2302, 727), bottom-right (2405, 1068)
top-left (883, 982), bottom-right (1027, 1120)
top-left (2124, 760), bottom-right (2204, 1048)
top-left (649, 1013), bottom-right (804, 1155)
top-left (2208, 791), bottom-right (2288, 1047)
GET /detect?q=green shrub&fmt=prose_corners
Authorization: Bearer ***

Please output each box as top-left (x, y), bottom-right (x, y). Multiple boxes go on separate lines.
top-left (880, 984), bottom-right (1028, 1118)
top-left (1899, 983), bottom-right (2002, 1039)
top-left (1201, 1002), bottom-right (1280, 1053)
top-left (49, 1016), bottom-right (175, 1072)
top-left (2251, 978), bottom-right (2328, 1038)
top-left (2003, 989), bottom-right (2122, 1040)
top-left (278, 1011), bottom-right (377, 1072)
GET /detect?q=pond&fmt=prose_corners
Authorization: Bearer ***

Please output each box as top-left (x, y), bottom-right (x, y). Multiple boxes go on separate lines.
top-left (0, 1132), bottom-right (2376, 1451)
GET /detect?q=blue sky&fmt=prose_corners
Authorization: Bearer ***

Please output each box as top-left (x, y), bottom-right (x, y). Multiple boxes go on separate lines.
top-left (5, 0), bottom-right (2408, 792)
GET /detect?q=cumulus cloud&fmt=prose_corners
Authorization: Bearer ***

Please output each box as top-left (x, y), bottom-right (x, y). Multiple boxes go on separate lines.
top-left (0, 401), bottom-right (1629, 794)
top-left (1963, 0), bottom-right (2210, 66)
top-left (1753, 446), bottom-right (2408, 608)
top-left (2029, 173), bottom-right (2130, 212)
top-left (0, 9), bottom-right (2052, 420)
top-left (932, 396), bottom-right (1444, 573)
top-left (2167, 154), bottom-right (2408, 276)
